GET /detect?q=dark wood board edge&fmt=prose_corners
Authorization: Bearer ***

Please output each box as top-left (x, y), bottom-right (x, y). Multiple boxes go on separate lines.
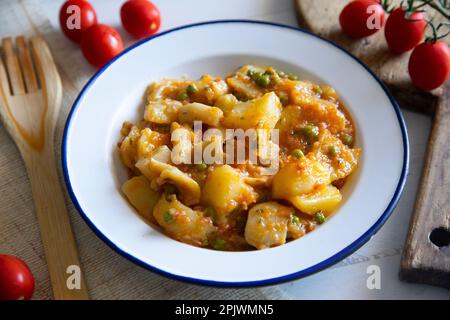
top-left (400, 268), bottom-right (450, 289)
top-left (400, 88), bottom-right (450, 289)
top-left (388, 85), bottom-right (438, 115)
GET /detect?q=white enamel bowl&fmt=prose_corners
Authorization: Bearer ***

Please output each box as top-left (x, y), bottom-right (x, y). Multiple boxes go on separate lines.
top-left (63, 21), bottom-right (409, 287)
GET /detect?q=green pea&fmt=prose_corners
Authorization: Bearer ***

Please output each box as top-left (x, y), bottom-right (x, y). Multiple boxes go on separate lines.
top-left (213, 238), bottom-right (226, 250)
top-left (247, 69), bottom-right (271, 87)
top-left (177, 91), bottom-right (188, 100)
top-left (287, 73), bottom-right (298, 81)
top-left (186, 83), bottom-right (199, 95)
top-left (255, 74), bottom-right (270, 87)
top-left (328, 145), bottom-right (340, 157)
top-left (163, 211), bottom-right (174, 224)
top-left (195, 162), bottom-right (208, 171)
top-left (292, 215), bottom-right (300, 225)
top-left (314, 211), bottom-right (326, 224)
top-left (300, 125), bottom-right (319, 140)
top-left (292, 149), bottom-right (304, 159)
top-left (342, 134), bottom-right (353, 146)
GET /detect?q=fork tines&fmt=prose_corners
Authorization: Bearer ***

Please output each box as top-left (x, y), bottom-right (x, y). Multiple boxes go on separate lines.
top-left (1, 36), bottom-right (40, 96)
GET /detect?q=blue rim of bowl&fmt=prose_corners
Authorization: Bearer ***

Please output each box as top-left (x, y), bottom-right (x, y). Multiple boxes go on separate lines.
top-left (62, 20), bottom-right (410, 288)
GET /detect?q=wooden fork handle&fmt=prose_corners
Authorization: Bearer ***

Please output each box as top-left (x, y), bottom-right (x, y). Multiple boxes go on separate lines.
top-left (400, 90), bottom-right (450, 288)
top-left (24, 151), bottom-right (89, 299)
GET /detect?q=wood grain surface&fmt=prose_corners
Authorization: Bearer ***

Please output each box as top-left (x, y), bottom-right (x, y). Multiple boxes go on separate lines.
top-left (295, 0), bottom-right (450, 288)
top-left (400, 90), bottom-right (450, 288)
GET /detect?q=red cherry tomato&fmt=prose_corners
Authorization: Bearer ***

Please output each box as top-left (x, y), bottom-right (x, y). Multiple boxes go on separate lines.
top-left (384, 7), bottom-right (426, 54)
top-left (408, 41), bottom-right (450, 91)
top-left (0, 254), bottom-right (35, 300)
top-left (59, 0), bottom-right (97, 43)
top-left (120, 0), bottom-right (161, 39)
top-left (339, 0), bottom-right (386, 38)
top-left (81, 24), bottom-right (124, 68)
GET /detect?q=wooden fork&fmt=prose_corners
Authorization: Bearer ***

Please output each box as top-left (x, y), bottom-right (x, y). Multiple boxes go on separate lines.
top-left (0, 36), bottom-right (89, 300)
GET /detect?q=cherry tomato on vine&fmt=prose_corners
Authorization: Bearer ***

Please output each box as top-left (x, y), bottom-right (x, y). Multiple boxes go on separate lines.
top-left (81, 24), bottom-right (124, 68)
top-left (0, 254), bottom-right (35, 300)
top-left (384, 7), bottom-right (426, 54)
top-left (59, 0), bottom-right (97, 43)
top-left (339, 0), bottom-right (386, 38)
top-left (121, 0), bottom-right (161, 39)
top-left (409, 41), bottom-right (450, 91)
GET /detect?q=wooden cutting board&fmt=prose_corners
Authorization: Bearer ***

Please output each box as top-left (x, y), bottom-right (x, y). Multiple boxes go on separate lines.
top-left (295, 0), bottom-right (450, 289)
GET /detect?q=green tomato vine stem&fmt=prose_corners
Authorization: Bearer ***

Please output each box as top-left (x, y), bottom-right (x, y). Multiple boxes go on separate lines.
top-left (424, 0), bottom-right (450, 20)
top-left (383, 0), bottom-right (450, 42)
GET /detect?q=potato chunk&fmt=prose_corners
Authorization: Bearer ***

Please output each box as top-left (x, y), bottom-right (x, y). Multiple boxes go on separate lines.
top-left (119, 126), bottom-right (169, 169)
top-left (226, 65), bottom-right (265, 100)
top-left (276, 98), bottom-right (348, 149)
top-left (202, 165), bottom-right (257, 225)
top-left (155, 166), bottom-right (201, 206)
top-left (221, 92), bottom-right (282, 130)
top-left (135, 147), bottom-right (201, 205)
top-left (135, 145), bottom-right (172, 180)
top-left (153, 195), bottom-right (215, 246)
top-left (272, 157), bottom-right (331, 200)
top-left (121, 176), bottom-right (160, 223)
top-left (311, 129), bottom-right (361, 182)
top-left (290, 86), bottom-right (348, 135)
top-left (290, 185), bottom-right (342, 215)
top-left (136, 128), bottom-right (170, 161)
top-left (215, 93), bottom-right (239, 110)
top-left (188, 75), bottom-right (230, 105)
top-left (245, 202), bottom-right (293, 249)
top-left (178, 103), bottom-right (224, 127)
top-left (146, 79), bottom-right (190, 100)
top-left (119, 125), bottom-right (141, 169)
top-left (144, 99), bottom-right (183, 124)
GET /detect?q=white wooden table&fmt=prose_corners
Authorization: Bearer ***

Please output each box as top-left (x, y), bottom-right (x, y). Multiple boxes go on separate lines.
top-left (0, 0), bottom-right (448, 299)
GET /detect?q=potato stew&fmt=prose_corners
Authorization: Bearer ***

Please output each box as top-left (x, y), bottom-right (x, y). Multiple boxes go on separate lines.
top-left (118, 65), bottom-right (361, 251)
